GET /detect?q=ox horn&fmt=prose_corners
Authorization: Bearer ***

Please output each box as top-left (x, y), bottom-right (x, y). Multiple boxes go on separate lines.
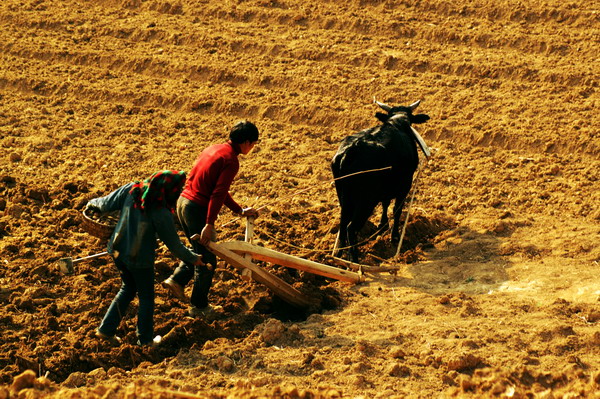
top-left (408, 100), bottom-right (421, 110)
top-left (373, 97), bottom-right (392, 112)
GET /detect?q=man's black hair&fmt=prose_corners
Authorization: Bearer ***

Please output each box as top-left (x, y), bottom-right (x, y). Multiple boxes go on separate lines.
top-left (229, 120), bottom-right (259, 144)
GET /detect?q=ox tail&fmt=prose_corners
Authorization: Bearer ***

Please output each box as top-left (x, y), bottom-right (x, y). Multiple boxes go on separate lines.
top-left (331, 153), bottom-right (345, 204)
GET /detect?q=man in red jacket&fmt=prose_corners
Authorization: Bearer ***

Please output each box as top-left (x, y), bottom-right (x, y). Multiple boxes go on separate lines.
top-left (163, 121), bottom-right (260, 317)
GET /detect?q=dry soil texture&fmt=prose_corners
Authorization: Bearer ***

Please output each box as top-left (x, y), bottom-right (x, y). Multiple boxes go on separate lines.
top-left (0, 0), bottom-right (599, 398)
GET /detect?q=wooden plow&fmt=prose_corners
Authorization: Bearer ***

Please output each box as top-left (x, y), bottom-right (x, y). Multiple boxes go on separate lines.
top-left (205, 218), bottom-right (363, 308)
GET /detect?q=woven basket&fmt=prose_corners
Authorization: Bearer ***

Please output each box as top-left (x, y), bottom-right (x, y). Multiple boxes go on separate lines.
top-left (81, 208), bottom-right (117, 241)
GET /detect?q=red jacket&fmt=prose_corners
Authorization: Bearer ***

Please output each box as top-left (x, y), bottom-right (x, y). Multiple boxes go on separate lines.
top-left (181, 141), bottom-right (243, 224)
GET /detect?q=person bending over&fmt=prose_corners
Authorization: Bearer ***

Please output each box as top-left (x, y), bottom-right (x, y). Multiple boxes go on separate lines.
top-left (88, 170), bottom-right (204, 346)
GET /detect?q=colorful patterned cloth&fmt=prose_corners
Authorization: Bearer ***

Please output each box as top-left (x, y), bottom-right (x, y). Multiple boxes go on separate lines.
top-left (130, 170), bottom-right (186, 212)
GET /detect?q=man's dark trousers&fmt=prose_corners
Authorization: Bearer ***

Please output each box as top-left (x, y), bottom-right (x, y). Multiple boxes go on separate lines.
top-left (170, 196), bottom-right (217, 308)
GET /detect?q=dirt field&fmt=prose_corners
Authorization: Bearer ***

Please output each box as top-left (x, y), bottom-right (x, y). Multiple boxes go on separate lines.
top-left (1, 0), bottom-right (599, 397)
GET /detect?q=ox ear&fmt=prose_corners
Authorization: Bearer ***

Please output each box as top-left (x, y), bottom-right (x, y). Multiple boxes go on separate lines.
top-left (412, 113), bottom-right (430, 124)
top-left (375, 112), bottom-right (389, 123)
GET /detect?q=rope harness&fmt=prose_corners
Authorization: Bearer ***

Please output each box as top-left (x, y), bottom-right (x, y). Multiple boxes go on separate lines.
top-left (219, 162), bottom-right (425, 257)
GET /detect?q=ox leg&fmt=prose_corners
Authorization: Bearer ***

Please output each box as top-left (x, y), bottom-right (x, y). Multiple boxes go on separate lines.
top-left (391, 199), bottom-right (405, 244)
top-left (347, 202), bottom-right (377, 263)
top-left (334, 204), bottom-right (352, 259)
top-left (377, 200), bottom-right (390, 232)
top-left (391, 180), bottom-right (413, 244)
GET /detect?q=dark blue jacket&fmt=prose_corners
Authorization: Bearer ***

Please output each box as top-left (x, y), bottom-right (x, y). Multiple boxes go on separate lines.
top-left (89, 183), bottom-right (198, 269)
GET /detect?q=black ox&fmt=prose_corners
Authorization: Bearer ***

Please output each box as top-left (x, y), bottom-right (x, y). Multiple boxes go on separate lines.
top-left (331, 99), bottom-right (430, 262)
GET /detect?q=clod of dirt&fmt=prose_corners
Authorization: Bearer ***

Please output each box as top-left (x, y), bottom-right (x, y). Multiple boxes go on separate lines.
top-left (389, 346), bottom-right (407, 359)
top-left (10, 370), bottom-right (36, 394)
top-left (387, 363), bottom-right (410, 377)
top-left (215, 356), bottom-right (235, 372)
top-left (257, 318), bottom-right (286, 345)
top-left (446, 353), bottom-right (484, 371)
top-left (63, 372), bottom-right (86, 388)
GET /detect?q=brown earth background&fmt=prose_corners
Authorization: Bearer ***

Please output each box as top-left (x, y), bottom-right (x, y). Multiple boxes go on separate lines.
top-left (0, 0), bottom-right (599, 397)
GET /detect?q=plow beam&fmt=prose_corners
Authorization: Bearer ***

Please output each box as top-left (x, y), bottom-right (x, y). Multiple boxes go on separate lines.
top-left (220, 241), bottom-right (363, 284)
top-left (330, 256), bottom-right (403, 274)
top-left (207, 241), bottom-right (315, 309)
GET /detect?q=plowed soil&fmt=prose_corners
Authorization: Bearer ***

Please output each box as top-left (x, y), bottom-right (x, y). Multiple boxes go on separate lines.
top-left (1, 0), bottom-right (599, 397)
